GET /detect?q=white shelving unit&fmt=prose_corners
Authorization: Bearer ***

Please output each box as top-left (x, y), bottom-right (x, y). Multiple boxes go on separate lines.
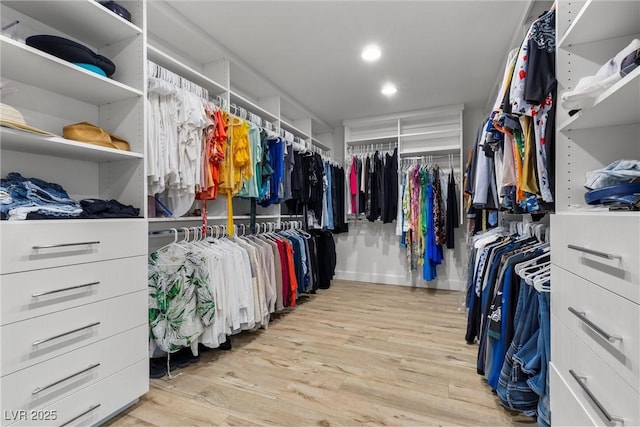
top-left (551, 2), bottom-right (640, 426)
top-left (144, 27), bottom-right (334, 226)
top-left (0, 1), bottom-right (148, 425)
top-left (147, 45), bottom-right (227, 97)
top-left (229, 90), bottom-right (280, 123)
top-left (344, 105), bottom-right (464, 223)
top-left (559, 67), bottom-right (640, 131)
top-left (0, 128), bottom-right (144, 162)
top-left (2, 0), bottom-right (143, 47)
top-left (0, 35), bottom-right (142, 105)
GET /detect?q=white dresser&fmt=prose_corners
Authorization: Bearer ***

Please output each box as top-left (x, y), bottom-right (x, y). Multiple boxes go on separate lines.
top-left (0, 1), bottom-right (148, 425)
top-left (551, 1), bottom-right (640, 425)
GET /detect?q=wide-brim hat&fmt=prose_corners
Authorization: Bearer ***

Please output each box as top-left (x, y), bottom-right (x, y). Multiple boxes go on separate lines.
top-left (0, 103), bottom-right (58, 136)
top-left (63, 122), bottom-right (130, 151)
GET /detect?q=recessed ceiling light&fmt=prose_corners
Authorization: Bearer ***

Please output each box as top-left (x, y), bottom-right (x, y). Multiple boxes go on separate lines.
top-left (361, 44), bottom-right (381, 62)
top-left (381, 83), bottom-right (397, 96)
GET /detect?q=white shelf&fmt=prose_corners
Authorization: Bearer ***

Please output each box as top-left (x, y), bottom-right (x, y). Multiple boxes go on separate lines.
top-left (400, 145), bottom-right (460, 156)
top-left (279, 120), bottom-right (310, 139)
top-left (148, 214), bottom-right (282, 222)
top-left (147, 45), bottom-right (227, 96)
top-left (559, 67), bottom-right (640, 131)
top-left (311, 137), bottom-right (330, 151)
top-left (555, 209), bottom-right (640, 217)
top-left (1, 36), bottom-right (142, 105)
top-left (229, 91), bottom-right (279, 122)
top-left (0, 218), bottom-right (146, 225)
top-left (345, 135), bottom-right (398, 145)
top-left (4, 0), bottom-right (143, 48)
top-left (559, 0), bottom-right (640, 48)
top-left (148, 217), bottom-right (200, 223)
top-left (400, 129), bottom-right (460, 141)
top-left (0, 127), bottom-right (144, 162)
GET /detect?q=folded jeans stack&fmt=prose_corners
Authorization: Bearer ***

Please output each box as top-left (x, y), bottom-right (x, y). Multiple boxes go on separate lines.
top-left (0, 172), bottom-right (82, 220)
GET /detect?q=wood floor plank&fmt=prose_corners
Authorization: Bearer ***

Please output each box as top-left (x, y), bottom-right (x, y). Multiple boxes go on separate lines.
top-left (107, 280), bottom-right (535, 426)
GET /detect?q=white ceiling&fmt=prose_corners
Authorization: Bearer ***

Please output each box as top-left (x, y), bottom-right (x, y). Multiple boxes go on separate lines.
top-left (149, 1), bottom-right (540, 133)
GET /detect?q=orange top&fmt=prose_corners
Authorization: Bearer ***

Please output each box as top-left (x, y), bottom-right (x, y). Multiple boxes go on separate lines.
top-left (284, 241), bottom-right (298, 307)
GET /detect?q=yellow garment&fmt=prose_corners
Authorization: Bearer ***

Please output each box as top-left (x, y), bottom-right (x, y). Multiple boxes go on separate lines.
top-left (229, 116), bottom-right (252, 194)
top-left (519, 116), bottom-right (539, 195)
top-left (219, 115), bottom-right (254, 236)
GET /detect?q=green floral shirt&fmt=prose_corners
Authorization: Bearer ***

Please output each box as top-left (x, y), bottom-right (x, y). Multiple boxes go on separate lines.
top-left (148, 246), bottom-right (215, 353)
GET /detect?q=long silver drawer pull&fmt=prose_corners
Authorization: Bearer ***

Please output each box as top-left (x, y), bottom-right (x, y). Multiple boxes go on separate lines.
top-left (32, 363), bottom-right (100, 395)
top-left (58, 404), bottom-right (101, 427)
top-left (32, 281), bottom-right (100, 298)
top-left (32, 241), bottom-right (100, 250)
top-left (568, 307), bottom-right (623, 342)
top-left (567, 244), bottom-right (621, 260)
top-left (569, 370), bottom-right (624, 425)
top-left (32, 322), bottom-right (100, 346)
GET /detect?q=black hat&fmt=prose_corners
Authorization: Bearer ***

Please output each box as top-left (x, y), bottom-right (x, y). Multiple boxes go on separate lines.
top-left (99, 1), bottom-right (132, 22)
top-left (26, 35), bottom-right (116, 77)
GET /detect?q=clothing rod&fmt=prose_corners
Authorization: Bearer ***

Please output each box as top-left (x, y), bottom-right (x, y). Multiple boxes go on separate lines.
top-left (149, 220), bottom-right (306, 237)
top-left (401, 154), bottom-right (461, 160)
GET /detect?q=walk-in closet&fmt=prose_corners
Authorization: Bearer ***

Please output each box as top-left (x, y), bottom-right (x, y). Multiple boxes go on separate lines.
top-left (1, 0), bottom-right (638, 426)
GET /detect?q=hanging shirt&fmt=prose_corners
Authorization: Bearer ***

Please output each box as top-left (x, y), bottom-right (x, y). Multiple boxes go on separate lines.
top-left (148, 245), bottom-right (212, 354)
top-left (350, 156), bottom-right (358, 214)
top-left (325, 162), bottom-right (335, 229)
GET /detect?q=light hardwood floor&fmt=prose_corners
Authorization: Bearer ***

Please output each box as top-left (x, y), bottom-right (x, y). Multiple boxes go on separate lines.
top-left (107, 280), bottom-right (536, 426)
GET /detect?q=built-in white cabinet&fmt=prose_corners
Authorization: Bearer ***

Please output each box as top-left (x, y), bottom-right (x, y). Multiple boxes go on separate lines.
top-left (551, 1), bottom-right (640, 425)
top-left (0, 1), bottom-right (148, 425)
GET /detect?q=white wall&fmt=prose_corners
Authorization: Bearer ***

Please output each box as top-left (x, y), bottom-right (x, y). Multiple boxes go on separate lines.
top-left (463, 107), bottom-right (486, 154)
top-left (335, 221), bottom-right (468, 290)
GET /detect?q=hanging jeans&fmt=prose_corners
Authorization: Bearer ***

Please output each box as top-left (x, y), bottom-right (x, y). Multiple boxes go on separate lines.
top-left (529, 291), bottom-right (551, 427)
top-left (496, 280), bottom-right (540, 416)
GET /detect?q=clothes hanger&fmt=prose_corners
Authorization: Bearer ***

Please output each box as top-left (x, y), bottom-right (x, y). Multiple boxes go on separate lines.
top-left (534, 272), bottom-right (551, 292)
top-left (524, 263), bottom-right (551, 286)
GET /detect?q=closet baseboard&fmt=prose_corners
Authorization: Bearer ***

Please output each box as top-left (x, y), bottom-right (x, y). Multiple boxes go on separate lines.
top-left (334, 271), bottom-right (465, 291)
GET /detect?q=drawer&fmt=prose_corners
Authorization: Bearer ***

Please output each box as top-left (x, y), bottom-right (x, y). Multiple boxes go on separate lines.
top-left (1, 256), bottom-right (146, 326)
top-left (551, 213), bottom-right (640, 304)
top-left (0, 219), bottom-right (147, 274)
top-left (0, 290), bottom-right (147, 376)
top-left (0, 325), bottom-right (147, 427)
top-left (550, 362), bottom-right (598, 427)
top-left (552, 265), bottom-right (640, 392)
top-left (551, 315), bottom-right (640, 427)
top-left (8, 359), bottom-right (148, 427)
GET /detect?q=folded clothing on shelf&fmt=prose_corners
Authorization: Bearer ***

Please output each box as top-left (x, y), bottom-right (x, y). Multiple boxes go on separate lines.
top-left (585, 182), bottom-right (640, 209)
top-left (79, 198), bottom-right (140, 218)
top-left (1, 173), bottom-right (141, 220)
top-left (63, 122), bottom-right (130, 151)
top-left (0, 172), bottom-right (83, 220)
top-left (585, 159), bottom-right (640, 190)
top-left (561, 38), bottom-right (640, 111)
top-left (25, 35), bottom-right (116, 77)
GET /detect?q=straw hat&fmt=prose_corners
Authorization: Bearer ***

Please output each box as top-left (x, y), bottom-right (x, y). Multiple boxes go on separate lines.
top-left (63, 122), bottom-right (130, 151)
top-left (109, 133), bottom-right (130, 151)
top-left (0, 103), bottom-right (58, 136)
